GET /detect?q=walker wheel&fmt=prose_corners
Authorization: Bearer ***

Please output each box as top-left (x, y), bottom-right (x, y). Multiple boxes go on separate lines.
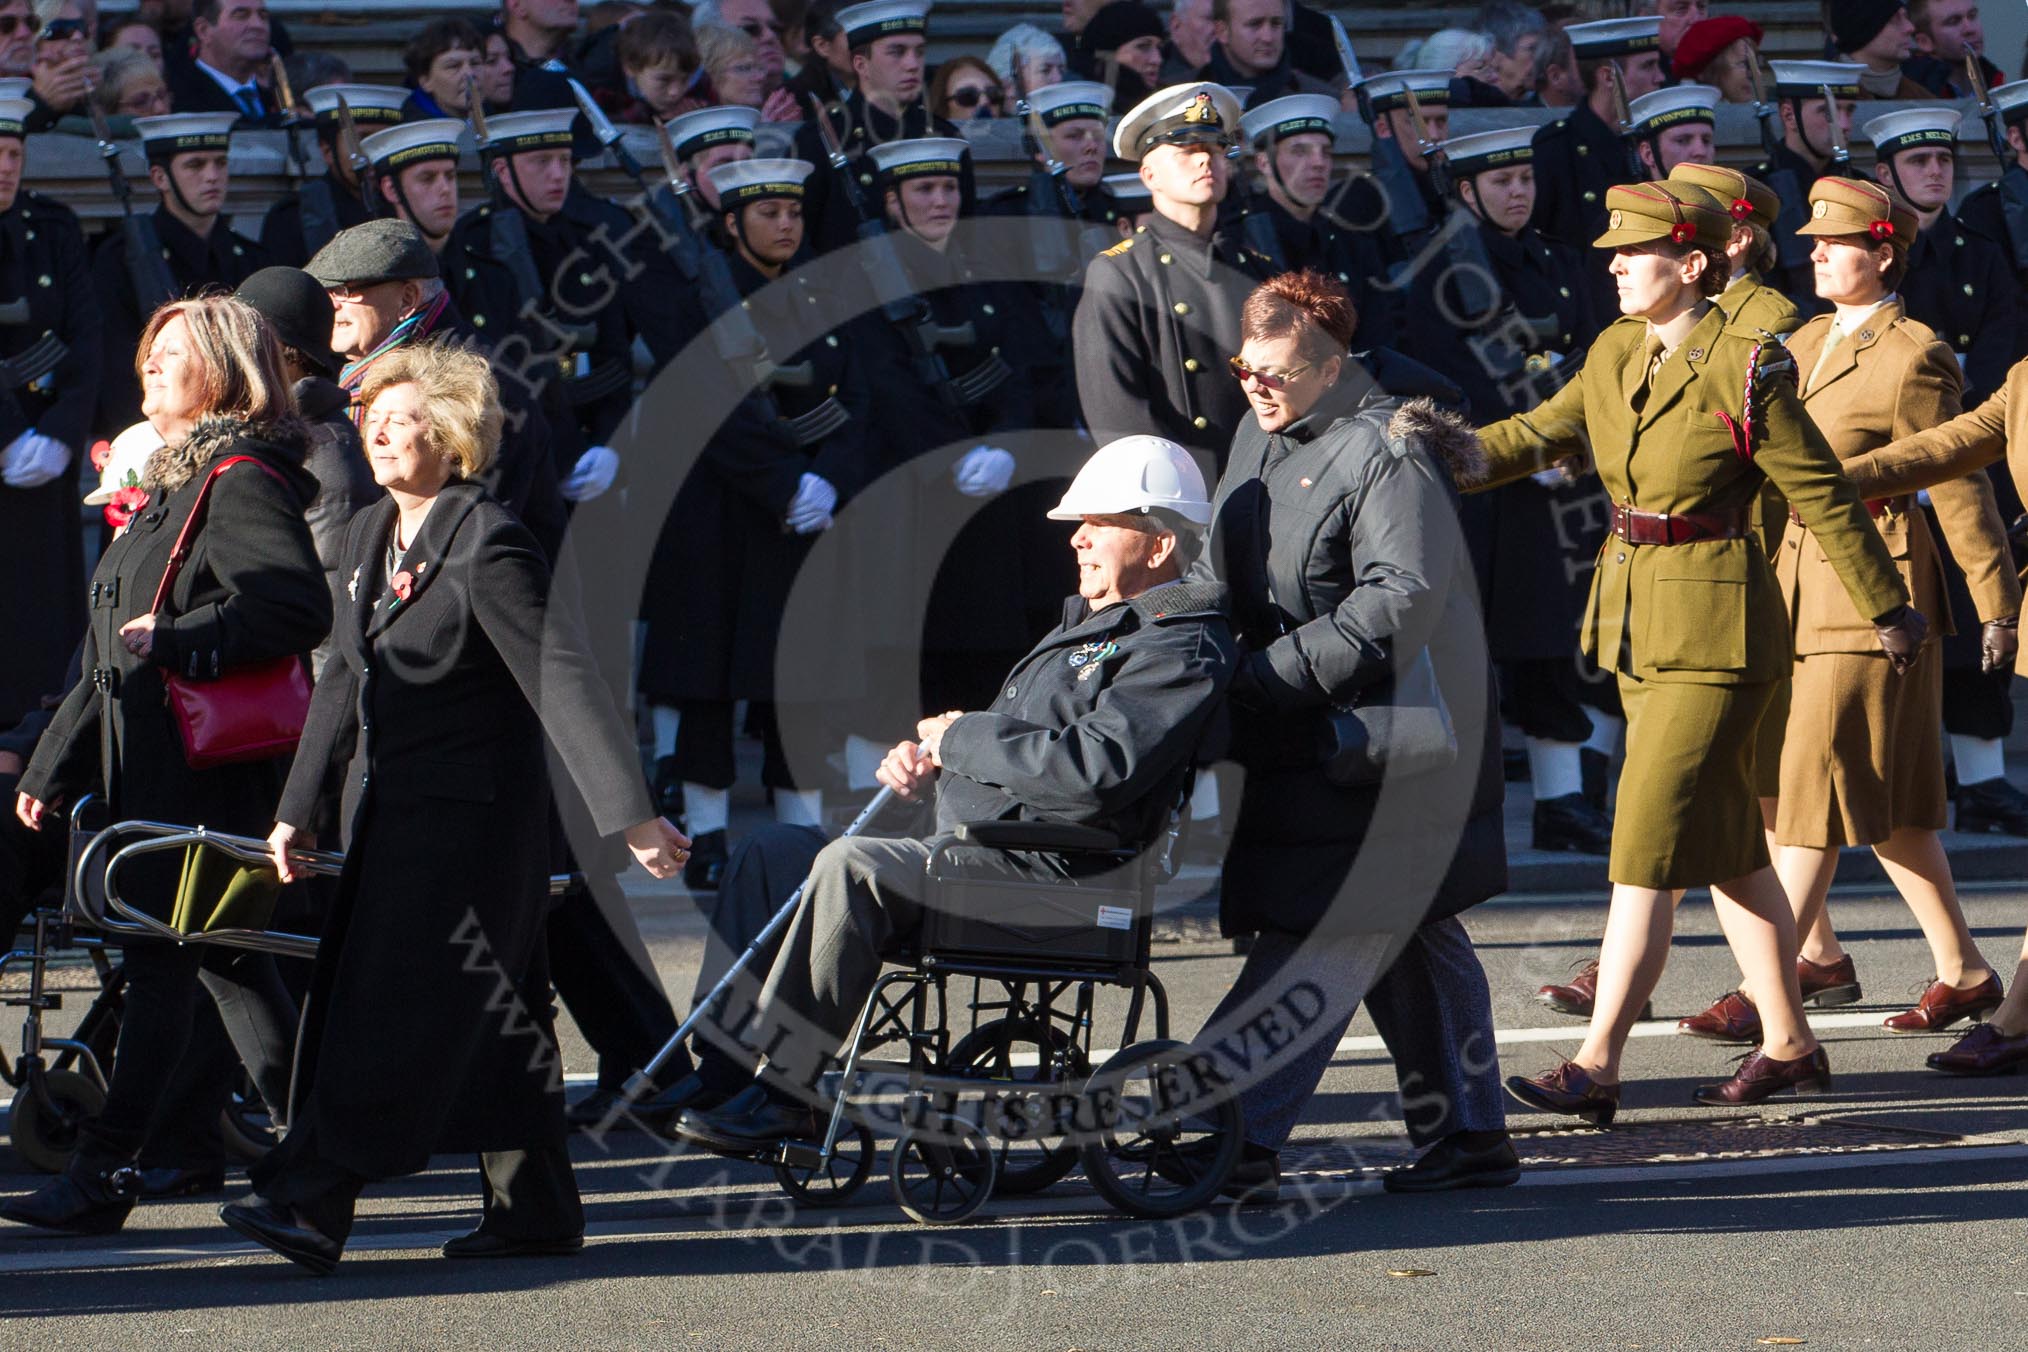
top-left (9, 1070), bottom-right (106, 1175)
top-left (889, 1111), bottom-right (996, 1225)
top-left (939, 1017), bottom-right (1087, 1195)
top-left (1075, 1039), bottom-right (1243, 1220)
top-left (771, 1117), bottom-right (875, 1207)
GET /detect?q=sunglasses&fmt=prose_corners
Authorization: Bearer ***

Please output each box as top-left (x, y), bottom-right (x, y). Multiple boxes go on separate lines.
top-left (737, 18), bottom-right (785, 37)
top-left (949, 84), bottom-right (1003, 109)
top-left (1228, 355), bottom-right (1312, 390)
top-left (0, 14), bottom-right (26, 34)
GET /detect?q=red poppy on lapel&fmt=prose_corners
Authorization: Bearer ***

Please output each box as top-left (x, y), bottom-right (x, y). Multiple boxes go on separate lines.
top-left (390, 569), bottom-right (416, 604)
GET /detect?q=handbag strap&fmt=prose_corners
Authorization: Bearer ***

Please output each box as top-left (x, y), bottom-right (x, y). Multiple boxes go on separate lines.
top-left (147, 455), bottom-right (286, 615)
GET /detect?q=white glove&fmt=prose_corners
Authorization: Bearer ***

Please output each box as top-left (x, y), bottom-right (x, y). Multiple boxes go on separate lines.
top-left (1530, 464), bottom-right (1577, 488)
top-left (560, 444), bottom-right (620, 502)
top-left (952, 445), bottom-right (1015, 498)
top-left (785, 472), bottom-right (837, 534)
top-left (1, 431), bottom-right (73, 489)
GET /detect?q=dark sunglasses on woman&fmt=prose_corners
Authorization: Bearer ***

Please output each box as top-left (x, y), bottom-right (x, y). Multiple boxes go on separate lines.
top-left (1228, 355), bottom-right (1313, 391)
top-left (948, 84), bottom-right (1003, 110)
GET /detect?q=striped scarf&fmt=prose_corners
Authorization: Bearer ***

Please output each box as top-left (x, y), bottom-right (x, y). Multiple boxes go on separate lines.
top-left (338, 291), bottom-right (453, 427)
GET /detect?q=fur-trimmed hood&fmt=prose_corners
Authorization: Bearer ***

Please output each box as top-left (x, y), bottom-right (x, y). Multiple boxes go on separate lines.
top-left (143, 413), bottom-right (314, 494)
top-left (1387, 397), bottom-right (1487, 486)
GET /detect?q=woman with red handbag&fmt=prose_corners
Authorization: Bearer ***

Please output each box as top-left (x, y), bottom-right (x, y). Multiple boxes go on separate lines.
top-left (3, 296), bottom-right (331, 1235)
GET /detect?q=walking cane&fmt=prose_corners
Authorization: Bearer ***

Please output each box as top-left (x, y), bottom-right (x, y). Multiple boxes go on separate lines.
top-left (613, 785), bottom-right (898, 1118)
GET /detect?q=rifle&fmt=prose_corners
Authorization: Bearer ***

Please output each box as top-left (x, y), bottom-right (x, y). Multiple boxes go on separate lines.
top-left (558, 64), bottom-right (653, 186)
top-left (1744, 58), bottom-right (1811, 279)
top-left (806, 93), bottom-right (970, 411)
top-left (85, 99), bottom-right (176, 315)
top-left (1604, 60), bottom-right (1648, 181)
top-left (1744, 52), bottom-right (1783, 160)
top-left (1967, 53), bottom-right (2028, 274)
top-left (332, 93), bottom-right (375, 215)
top-left (1967, 52), bottom-right (2010, 162)
top-left (270, 53), bottom-right (340, 254)
top-left (1403, 86), bottom-right (1448, 200)
top-left (1328, 14), bottom-right (1363, 88)
top-left (1822, 82), bottom-right (1851, 170)
top-left (468, 76), bottom-right (594, 353)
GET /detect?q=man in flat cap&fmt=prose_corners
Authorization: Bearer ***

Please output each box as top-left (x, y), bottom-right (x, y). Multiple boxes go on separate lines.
top-left (1073, 81), bottom-right (1275, 473)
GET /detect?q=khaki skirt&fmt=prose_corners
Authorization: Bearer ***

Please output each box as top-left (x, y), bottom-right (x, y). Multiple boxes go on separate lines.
top-left (1775, 643), bottom-right (1946, 848)
top-left (1611, 674), bottom-right (1775, 889)
top-left (1753, 676), bottom-right (1790, 800)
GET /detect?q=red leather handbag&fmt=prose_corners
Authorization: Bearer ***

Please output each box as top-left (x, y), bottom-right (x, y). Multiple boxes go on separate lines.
top-left (149, 455), bottom-right (314, 770)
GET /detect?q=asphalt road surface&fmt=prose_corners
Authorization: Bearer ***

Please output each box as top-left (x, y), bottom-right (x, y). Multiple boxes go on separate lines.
top-left (4, 882), bottom-right (2027, 1351)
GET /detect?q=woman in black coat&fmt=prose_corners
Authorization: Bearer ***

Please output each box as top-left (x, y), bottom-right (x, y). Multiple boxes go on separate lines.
top-left (224, 343), bottom-right (687, 1273)
top-left (1187, 273), bottom-right (1514, 1198)
top-left (5, 297), bottom-right (329, 1234)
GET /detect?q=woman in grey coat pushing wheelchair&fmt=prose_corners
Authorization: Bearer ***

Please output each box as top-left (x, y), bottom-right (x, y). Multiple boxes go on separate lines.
top-left (671, 435), bottom-right (1238, 1154)
top-left (1184, 271), bottom-right (1515, 1202)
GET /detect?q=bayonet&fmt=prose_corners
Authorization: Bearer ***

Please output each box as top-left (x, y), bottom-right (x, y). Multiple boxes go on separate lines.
top-left (1968, 53), bottom-right (2010, 162)
top-left (1328, 14), bottom-right (1362, 87)
top-left (1822, 82), bottom-right (1849, 167)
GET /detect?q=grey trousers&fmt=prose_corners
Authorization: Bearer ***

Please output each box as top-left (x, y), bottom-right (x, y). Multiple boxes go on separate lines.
top-left (1198, 915), bottom-right (1506, 1152)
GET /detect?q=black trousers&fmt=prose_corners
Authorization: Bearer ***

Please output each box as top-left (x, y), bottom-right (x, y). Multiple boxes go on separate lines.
top-left (672, 699), bottom-right (795, 790)
top-left (1943, 666), bottom-right (2015, 741)
top-left (1498, 656), bottom-right (1623, 743)
top-left (139, 1001), bottom-right (238, 1170)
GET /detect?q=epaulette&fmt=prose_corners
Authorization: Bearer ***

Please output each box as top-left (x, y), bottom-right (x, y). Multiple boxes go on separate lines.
top-left (1100, 237), bottom-right (1135, 258)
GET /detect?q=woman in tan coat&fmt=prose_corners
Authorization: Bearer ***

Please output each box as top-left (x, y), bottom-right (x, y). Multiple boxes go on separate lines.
top-left (1475, 183), bottom-right (1921, 1123)
top-left (1679, 179), bottom-right (2017, 1046)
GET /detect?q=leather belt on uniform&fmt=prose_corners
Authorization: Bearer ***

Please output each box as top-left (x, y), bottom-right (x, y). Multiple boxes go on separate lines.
top-left (1788, 495), bottom-right (1904, 527)
top-left (947, 352), bottom-right (1013, 407)
top-left (1610, 502), bottom-right (1751, 545)
top-left (777, 396), bottom-right (850, 448)
top-left (564, 357), bottom-right (633, 406)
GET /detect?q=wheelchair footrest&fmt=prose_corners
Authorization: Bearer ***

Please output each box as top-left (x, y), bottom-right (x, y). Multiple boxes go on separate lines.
top-left (772, 1139), bottom-right (829, 1171)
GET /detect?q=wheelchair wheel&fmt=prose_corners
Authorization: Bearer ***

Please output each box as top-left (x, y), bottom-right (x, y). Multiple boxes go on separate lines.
top-left (940, 1017), bottom-right (1086, 1195)
top-left (889, 1111), bottom-right (996, 1225)
top-left (9, 1070), bottom-right (107, 1175)
top-left (1076, 1039), bottom-right (1243, 1220)
top-left (771, 1118), bottom-right (876, 1208)
top-left (220, 1074), bottom-right (276, 1163)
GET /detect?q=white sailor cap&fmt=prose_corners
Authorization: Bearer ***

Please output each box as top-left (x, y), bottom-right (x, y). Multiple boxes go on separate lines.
top-left (866, 135), bottom-right (968, 181)
top-left (1626, 83), bottom-right (1718, 137)
top-left (362, 118), bottom-right (465, 170)
top-left (1028, 80), bottom-right (1112, 127)
top-left (483, 108), bottom-right (578, 154)
top-left (1111, 81), bottom-right (1242, 160)
top-left (134, 112), bottom-right (239, 160)
top-left (0, 78), bottom-right (30, 102)
top-left (1439, 125), bottom-right (1536, 177)
top-left (1241, 93), bottom-right (1338, 146)
top-left (708, 157), bottom-right (815, 207)
top-left (1102, 170), bottom-right (1152, 206)
top-left (836, 0), bottom-right (929, 49)
top-left (1991, 79), bottom-right (2028, 126)
top-left (1564, 16), bottom-right (1662, 58)
top-left (1351, 68), bottom-right (1453, 119)
top-left (304, 83), bottom-right (410, 128)
top-left (664, 104), bottom-right (760, 159)
top-left (0, 97), bottom-right (30, 139)
top-left (1864, 107), bottom-right (1960, 158)
top-left (1768, 60), bottom-right (1865, 98)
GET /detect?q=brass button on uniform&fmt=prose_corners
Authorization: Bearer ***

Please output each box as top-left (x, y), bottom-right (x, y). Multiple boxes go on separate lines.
top-left (1963, 283), bottom-right (1976, 296)
top-left (1173, 301), bottom-right (1191, 315)
top-left (1192, 415), bottom-right (1208, 429)
top-left (1183, 357), bottom-right (1200, 372)
top-left (1159, 252), bottom-right (1173, 264)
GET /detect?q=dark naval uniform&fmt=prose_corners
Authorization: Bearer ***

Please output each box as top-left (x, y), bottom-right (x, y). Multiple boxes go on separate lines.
top-left (981, 177), bottom-right (1121, 430)
top-left (1248, 192), bottom-right (1399, 349)
top-left (1958, 168), bottom-right (2028, 287)
top-left (1331, 144), bottom-right (1445, 274)
top-left (91, 207), bottom-right (266, 433)
top-left (0, 191), bottom-right (100, 728)
top-left (1531, 103), bottom-right (1638, 318)
top-left (1072, 210), bottom-right (1276, 470)
top-left (792, 95), bottom-right (974, 254)
top-left (258, 170), bottom-right (376, 269)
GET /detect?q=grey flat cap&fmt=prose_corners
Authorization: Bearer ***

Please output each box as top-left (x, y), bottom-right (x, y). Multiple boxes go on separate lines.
top-left (305, 218), bottom-right (440, 287)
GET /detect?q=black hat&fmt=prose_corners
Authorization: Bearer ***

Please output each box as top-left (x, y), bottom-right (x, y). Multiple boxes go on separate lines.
top-left (1080, 0), bottom-right (1163, 55)
top-left (1831, 0), bottom-right (1906, 56)
top-left (305, 218), bottom-right (442, 288)
top-left (234, 267), bottom-right (339, 376)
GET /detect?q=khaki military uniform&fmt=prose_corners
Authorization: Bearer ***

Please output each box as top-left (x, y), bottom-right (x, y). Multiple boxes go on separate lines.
top-left (1475, 303), bottom-right (1907, 888)
top-left (1777, 303), bottom-right (2022, 847)
top-left (1716, 272), bottom-right (1803, 340)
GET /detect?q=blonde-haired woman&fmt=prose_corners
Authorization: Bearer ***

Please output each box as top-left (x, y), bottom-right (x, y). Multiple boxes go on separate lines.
top-left (227, 343), bottom-right (689, 1272)
top-left (5, 296), bottom-right (329, 1234)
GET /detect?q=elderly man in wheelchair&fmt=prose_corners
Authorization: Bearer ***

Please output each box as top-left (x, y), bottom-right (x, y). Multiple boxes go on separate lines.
top-left (673, 435), bottom-right (1236, 1158)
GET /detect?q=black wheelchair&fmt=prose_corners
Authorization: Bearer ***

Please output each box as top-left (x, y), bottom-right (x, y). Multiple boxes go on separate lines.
top-left (651, 785), bottom-right (1247, 1225)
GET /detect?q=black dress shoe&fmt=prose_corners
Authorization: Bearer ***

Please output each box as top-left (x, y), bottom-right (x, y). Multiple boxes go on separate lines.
top-left (683, 829), bottom-right (728, 891)
top-left (442, 1228), bottom-right (585, 1259)
top-left (0, 1163), bottom-right (138, 1235)
top-left (1153, 1139), bottom-right (1282, 1204)
top-left (137, 1166), bottom-right (227, 1199)
top-left (1955, 777), bottom-right (2028, 837)
top-left (652, 757), bottom-right (686, 822)
top-left (1383, 1131), bottom-right (1522, 1193)
top-left (1532, 793), bottom-right (1613, 855)
top-left (634, 1073), bottom-right (733, 1132)
top-left (674, 1091), bottom-right (819, 1155)
top-left (219, 1200), bottom-right (342, 1275)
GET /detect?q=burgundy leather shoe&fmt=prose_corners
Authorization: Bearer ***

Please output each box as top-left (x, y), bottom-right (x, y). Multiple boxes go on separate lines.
top-left (1691, 1045), bottom-right (1831, 1106)
top-left (1504, 1062), bottom-right (1620, 1126)
top-left (1884, 973), bottom-right (2004, 1033)
top-left (1535, 960), bottom-right (1654, 1022)
top-left (1798, 953), bottom-right (1862, 1008)
top-left (1677, 990), bottom-right (1761, 1043)
top-left (1926, 1022), bottom-right (2028, 1076)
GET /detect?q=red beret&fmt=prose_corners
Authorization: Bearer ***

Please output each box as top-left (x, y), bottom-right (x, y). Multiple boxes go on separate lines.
top-left (1671, 15), bottom-right (1765, 80)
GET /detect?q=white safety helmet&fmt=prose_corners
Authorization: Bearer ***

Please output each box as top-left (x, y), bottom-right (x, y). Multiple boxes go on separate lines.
top-left (1047, 435), bottom-right (1212, 526)
top-left (84, 421), bottom-right (165, 505)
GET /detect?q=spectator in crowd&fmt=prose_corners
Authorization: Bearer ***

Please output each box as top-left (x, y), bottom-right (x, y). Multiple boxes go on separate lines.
top-left (783, 0), bottom-right (853, 105)
top-left (1639, 0), bottom-right (1707, 62)
top-left (1059, 0), bottom-right (1111, 47)
top-left (479, 26), bottom-right (517, 107)
top-left (0, 0), bottom-right (36, 79)
top-left (1476, 1), bottom-right (1547, 104)
top-left (614, 10), bottom-right (701, 122)
top-left (1533, 27), bottom-right (1581, 107)
top-left (585, 0), bottom-right (643, 34)
top-left (695, 0), bottom-right (789, 97)
top-left (1075, 1), bottom-right (1165, 108)
top-left (101, 16), bottom-right (165, 70)
top-left (1904, 0), bottom-right (2001, 96)
top-left (773, 0), bottom-right (811, 64)
top-left (1670, 15), bottom-right (1765, 102)
top-left (403, 18), bottom-right (486, 120)
top-left (1407, 28), bottom-right (1496, 87)
top-left (3, 295), bottom-right (327, 1237)
top-left (25, 3), bottom-right (94, 126)
top-left (166, 0), bottom-right (285, 127)
top-left (84, 45), bottom-right (171, 124)
top-left (988, 23), bottom-right (1064, 95)
top-left (930, 53), bottom-right (1001, 121)
top-left (1831, 0), bottom-right (1931, 98)
top-left (498, 0), bottom-right (581, 71)
top-left (1162, 0), bottom-right (1213, 84)
top-left (1198, 0), bottom-right (1334, 107)
top-left (697, 24), bottom-right (769, 110)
